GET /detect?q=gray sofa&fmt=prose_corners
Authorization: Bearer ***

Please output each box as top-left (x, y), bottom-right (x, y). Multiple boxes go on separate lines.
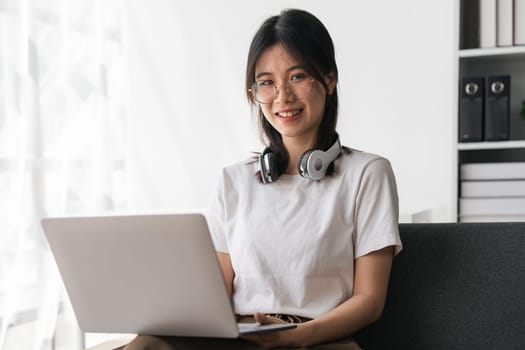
top-left (354, 222), bottom-right (525, 349)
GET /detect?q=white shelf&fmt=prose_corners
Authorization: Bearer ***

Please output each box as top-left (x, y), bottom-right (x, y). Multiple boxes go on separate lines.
top-left (459, 46), bottom-right (525, 58)
top-left (458, 140), bottom-right (525, 151)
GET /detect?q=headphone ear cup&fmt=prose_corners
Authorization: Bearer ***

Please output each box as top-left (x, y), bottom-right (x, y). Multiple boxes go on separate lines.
top-left (299, 149), bottom-right (330, 180)
top-left (298, 150), bottom-right (330, 180)
top-left (259, 149), bottom-right (279, 184)
top-left (298, 136), bottom-right (342, 181)
top-left (298, 149), bottom-right (311, 177)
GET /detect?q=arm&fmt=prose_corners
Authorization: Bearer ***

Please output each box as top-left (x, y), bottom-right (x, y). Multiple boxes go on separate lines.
top-left (299, 245), bottom-right (394, 346)
top-left (246, 246), bottom-right (394, 348)
top-left (217, 252), bottom-right (234, 298)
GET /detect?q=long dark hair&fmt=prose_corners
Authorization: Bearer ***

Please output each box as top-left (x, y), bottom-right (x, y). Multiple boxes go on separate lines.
top-left (246, 9), bottom-right (340, 177)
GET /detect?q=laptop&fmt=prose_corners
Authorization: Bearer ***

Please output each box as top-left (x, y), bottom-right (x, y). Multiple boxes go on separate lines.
top-left (42, 213), bottom-right (296, 338)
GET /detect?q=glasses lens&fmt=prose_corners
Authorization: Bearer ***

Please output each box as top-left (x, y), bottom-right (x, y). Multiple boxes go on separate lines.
top-left (254, 83), bottom-right (274, 104)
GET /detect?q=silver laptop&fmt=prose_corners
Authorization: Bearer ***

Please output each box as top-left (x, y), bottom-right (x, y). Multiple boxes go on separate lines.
top-left (42, 213), bottom-right (295, 338)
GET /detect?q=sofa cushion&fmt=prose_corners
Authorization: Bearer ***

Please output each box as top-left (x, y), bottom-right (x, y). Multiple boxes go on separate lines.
top-left (354, 222), bottom-right (525, 350)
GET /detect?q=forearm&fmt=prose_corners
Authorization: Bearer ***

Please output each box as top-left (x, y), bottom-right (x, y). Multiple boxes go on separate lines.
top-left (296, 293), bottom-right (382, 347)
top-left (296, 246), bottom-right (395, 347)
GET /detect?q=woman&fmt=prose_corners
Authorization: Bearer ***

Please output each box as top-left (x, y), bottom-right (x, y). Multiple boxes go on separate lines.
top-left (125, 8), bottom-right (401, 350)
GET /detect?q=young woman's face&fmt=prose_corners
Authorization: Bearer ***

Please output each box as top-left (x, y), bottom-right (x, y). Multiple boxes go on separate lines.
top-left (254, 44), bottom-right (335, 146)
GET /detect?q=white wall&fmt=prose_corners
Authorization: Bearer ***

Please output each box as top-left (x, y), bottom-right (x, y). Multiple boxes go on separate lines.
top-left (124, 0), bottom-right (457, 221)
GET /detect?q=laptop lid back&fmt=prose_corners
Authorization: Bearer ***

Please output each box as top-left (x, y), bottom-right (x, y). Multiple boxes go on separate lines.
top-left (42, 213), bottom-right (239, 338)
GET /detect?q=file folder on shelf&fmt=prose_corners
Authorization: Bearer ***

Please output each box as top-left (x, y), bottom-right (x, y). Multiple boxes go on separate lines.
top-left (480, 0), bottom-right (497, 48)
top-left (515, 0), bottom-right (525, 45)
top-left (460, 162), bottom-right (525, 180)
top-left (497, 0), bottom-right (513, 46)
top-left (460, 197), bottom-right (525, 216)
top-left (461, 180), bottom-right (525, 197)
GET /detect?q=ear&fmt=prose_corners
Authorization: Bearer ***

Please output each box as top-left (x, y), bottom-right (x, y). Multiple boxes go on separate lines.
top-left (324, 72), bottom-right (337, 95)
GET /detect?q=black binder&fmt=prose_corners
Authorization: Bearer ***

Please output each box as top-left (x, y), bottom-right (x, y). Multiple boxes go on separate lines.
top-left (459, 77), bottom-right (484, 142)
top-left (485, 75), bottom-right (510, 141)
top-left (460, 0), bottom-right (480, 49)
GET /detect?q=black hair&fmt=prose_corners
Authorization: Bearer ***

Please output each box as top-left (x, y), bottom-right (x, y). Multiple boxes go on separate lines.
top-left (245, 8), bottom-right (340, 178)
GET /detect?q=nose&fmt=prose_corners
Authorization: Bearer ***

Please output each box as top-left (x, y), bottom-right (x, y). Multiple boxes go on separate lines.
top-left (274, 82), bottom-right (295, 103)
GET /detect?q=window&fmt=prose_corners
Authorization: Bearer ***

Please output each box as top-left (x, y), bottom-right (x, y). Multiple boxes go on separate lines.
top-left (0, 0), bottom-right (126, 348)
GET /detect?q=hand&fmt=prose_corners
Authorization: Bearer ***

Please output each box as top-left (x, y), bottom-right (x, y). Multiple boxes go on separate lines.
top-left (241, 312), bottom-right (303, 349)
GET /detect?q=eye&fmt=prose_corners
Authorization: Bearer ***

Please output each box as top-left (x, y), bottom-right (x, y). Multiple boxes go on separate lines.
top-left (256, 80), bottom-right (274, 87)
top-left (290, 73), bottom-right (307, 82)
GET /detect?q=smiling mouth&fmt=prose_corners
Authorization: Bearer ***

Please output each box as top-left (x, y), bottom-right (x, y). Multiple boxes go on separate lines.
top-left (276, 109), bottom-right (302, 118)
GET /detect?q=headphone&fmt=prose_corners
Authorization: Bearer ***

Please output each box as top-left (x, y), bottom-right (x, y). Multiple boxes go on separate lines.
top-left (259, 136), bottom-right (342, 184)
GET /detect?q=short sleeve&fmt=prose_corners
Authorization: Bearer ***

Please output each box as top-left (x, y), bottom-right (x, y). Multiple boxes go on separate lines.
top-left (205, 171), bottom-right (229, 253)
top-left (353, 157), bottom-right (402, 258)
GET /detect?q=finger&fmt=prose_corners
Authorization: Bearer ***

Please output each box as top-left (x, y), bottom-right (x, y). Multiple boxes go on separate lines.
top-left (254, 312), bottom-right (287, 324)
top-left (254, 312), bottom-right (267, 324)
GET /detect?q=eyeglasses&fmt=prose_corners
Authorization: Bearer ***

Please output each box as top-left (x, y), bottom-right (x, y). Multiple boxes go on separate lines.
top-left (249, 73), bottom-right (315, 104)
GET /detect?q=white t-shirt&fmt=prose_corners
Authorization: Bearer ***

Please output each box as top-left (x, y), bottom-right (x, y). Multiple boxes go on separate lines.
top-left (206, 149), bottom-right (402, 319)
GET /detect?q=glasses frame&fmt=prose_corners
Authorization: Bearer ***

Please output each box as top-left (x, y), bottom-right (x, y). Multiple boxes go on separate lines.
top-left (248, 76), bottom-right (315, 104)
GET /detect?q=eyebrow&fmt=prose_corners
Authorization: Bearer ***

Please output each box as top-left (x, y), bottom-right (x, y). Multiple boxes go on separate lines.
top-left (255, 64), bottom-right (305, 80)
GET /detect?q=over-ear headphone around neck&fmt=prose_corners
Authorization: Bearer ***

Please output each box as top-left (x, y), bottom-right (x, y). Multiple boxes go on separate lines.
top-left (259, 135), bottom-right (342, 184)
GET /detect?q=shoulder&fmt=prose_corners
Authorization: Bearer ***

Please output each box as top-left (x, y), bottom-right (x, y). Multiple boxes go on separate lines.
top-left (339, 147), bottom-right (394, 176)
top-left (219, 155), bottom-right (259, 186)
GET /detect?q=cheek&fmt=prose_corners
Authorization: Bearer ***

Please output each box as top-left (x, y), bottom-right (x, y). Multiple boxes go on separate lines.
top-left (308, 88), bottom-right (327, 115)
top-left (313, 84), bottom-right (328, 103)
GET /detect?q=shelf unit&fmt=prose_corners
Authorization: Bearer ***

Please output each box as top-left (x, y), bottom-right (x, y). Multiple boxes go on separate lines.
top-left (455, 7), bottom-right (525, 222)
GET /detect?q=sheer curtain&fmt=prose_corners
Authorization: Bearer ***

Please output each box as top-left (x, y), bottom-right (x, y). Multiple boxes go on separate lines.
top-left (0, 0), bottom-right (126, 349)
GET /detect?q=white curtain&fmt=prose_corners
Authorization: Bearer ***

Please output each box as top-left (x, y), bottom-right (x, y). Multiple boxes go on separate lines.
top-left (0, 0), bottom-right (126, 349)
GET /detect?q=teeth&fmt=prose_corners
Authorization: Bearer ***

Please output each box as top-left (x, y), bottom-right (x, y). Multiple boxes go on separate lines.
top-left (278, 110), bottom-right (300, 117)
